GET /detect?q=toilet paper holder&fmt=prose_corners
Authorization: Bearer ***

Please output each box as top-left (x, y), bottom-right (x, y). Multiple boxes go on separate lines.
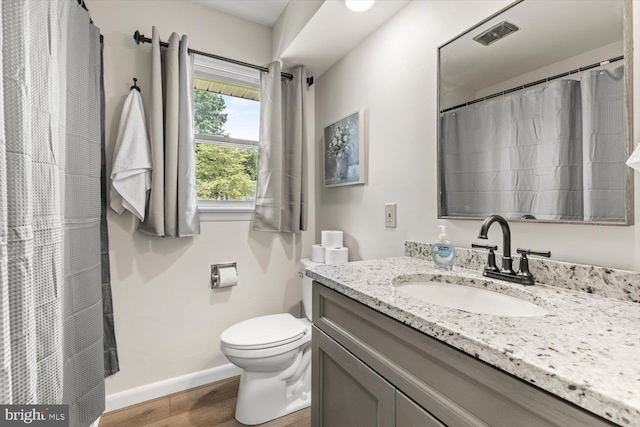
top-left (211, 262), bottom-right (237, 288)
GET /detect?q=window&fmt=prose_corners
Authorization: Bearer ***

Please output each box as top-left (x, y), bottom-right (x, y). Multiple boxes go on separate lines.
top-left (193, 57), bottom-right (261, 221)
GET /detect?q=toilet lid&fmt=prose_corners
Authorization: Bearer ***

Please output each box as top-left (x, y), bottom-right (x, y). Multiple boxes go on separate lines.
top-left (221, 313), bottom-right (308, 350)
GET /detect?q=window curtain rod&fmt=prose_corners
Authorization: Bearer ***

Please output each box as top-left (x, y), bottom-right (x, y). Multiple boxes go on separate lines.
top-left (133, 30), bottom-right (314, 85)
top-left (440, 55), bottom-right (624, 113)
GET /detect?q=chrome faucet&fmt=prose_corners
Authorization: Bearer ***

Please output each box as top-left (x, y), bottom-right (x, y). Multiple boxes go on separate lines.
top-left (474, 215), bottom-right (551, 285)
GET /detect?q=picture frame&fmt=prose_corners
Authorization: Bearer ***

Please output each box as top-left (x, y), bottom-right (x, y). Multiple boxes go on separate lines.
top-left (323, 110), bottom-right (366, 187)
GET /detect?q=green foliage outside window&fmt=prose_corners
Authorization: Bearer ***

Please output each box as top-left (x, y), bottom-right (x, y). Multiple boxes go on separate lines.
top-left (194, 89), bottom-right (258, 201)
top-left (194, 90), bottom-right (228, 136)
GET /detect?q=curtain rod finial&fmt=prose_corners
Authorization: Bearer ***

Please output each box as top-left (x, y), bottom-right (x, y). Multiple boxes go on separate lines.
top-left (133, 30), bottom-right (143, 45)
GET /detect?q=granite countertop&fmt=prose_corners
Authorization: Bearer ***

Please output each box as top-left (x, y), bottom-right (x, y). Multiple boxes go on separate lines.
top-left (306, 257), bottom-right (640, 426)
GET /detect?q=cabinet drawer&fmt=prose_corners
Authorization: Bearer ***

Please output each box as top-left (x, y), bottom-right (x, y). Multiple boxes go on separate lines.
top-left (313, 283), bottom-right (615, 427)
top-left (312, 326), bottom-right (395, 427)
top-left (397, 391), bottom-right (445, 427)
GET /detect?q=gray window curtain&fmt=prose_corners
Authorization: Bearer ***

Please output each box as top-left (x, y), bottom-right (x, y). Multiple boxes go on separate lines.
top-left (441, 66), bottom-right (624, 222)
top-left (253, 63), bottom-right (307, 233)
top-left (138, 28), bottom-right (200, 237)
top-left (0, 1), bottom-right (108, 426)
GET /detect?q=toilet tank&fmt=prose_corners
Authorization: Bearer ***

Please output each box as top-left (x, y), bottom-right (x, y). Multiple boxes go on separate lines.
top-left (300, 259), bottom-right (322, 320)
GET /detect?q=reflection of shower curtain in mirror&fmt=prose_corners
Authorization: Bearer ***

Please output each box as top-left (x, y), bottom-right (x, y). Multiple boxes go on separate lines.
top-left (581, 67), bottom-right (626, 222)
top-left (440, 66), bottom-right (625, 222)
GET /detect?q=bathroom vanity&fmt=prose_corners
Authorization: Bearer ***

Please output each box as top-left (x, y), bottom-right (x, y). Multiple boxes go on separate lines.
top-left (307, 244), bottom-right (640, 427)
top-left (307, 0), bottom-right (638, 423)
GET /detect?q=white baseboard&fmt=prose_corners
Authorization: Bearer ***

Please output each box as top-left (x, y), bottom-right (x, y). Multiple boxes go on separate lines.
top-left (104, 363), bottom-right (243, 413)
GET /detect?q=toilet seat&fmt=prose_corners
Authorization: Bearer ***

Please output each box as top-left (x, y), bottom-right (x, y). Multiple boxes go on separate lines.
top-left (220, 314), bottom-right (310, 357)
top-left (221, 313), bottom-right (308, 350)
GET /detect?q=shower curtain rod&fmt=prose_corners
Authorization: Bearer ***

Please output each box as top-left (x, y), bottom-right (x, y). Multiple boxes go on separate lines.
top-left (133, 30), bottom-right (313, 84)
top-left (440, 55), bottom-right (624, 113)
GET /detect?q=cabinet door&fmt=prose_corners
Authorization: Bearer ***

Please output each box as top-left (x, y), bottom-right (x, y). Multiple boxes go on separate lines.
top-left (312, 326), bottom-right (395, 427)
top-left (396, 391), bottom-right (446, 427)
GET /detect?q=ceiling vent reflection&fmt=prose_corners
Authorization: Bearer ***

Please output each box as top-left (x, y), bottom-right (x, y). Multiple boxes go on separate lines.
top-left (473, 21), bottom-right (519, 46)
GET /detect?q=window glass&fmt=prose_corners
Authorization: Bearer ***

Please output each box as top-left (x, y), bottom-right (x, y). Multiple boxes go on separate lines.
top-left (194, 89), bottom-right (259, 202)
top-left (195, 144), bottom-right (257, 201)
top-left (218, 94), bottom-right (260, 141)
top-left (194, 89), bottom-right (229, 136)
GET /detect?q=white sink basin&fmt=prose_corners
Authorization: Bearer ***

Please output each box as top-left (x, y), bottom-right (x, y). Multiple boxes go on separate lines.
top-left (395, 279), bottom-right (548, 317)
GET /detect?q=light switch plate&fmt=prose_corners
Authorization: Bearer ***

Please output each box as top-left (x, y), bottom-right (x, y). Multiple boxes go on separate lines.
top-left (385, 203), bottom-right (397, 228)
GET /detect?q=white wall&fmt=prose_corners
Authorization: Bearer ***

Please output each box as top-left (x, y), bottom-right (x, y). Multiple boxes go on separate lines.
top-left (272, 0), bottom-right (324, 61)
top-left (315, 0), bottom-right (639, 271)
top-left (91, 0), bottom-right (316, 395)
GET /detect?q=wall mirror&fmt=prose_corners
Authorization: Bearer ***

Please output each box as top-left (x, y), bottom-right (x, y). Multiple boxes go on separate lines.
top-left (438, 0), bottom-right (633, 225)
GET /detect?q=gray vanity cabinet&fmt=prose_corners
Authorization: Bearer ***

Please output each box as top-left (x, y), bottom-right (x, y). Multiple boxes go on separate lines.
top-left (313, 325), bottom-right (445, 427)
top-left (311, 282), bottom-right (617, 427)
top-left (313, 327), bottom-right (395, 426)
top-left (396, 391), bottom-right (445, 427)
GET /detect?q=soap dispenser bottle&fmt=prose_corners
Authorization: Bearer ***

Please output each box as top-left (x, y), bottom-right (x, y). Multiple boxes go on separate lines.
top-left (433, 225), bottom-right (456, 271)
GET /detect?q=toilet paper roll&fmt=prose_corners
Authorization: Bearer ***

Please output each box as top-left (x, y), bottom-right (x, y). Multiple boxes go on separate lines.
top-left (217, 266), bottom-right (237, 288)
top-left (321, 230), bottom-right (343, 249)
top-left (311, 244), bottom-right (325, 263)
top-left (325, 247), bottom-right (349, 265)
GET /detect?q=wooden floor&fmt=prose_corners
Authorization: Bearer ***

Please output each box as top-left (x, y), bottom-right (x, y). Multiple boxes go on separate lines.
top-left (99, 376), bottom-right (311, 427)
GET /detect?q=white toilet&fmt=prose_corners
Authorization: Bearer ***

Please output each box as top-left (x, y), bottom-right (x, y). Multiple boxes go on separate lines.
top-left (220, 258), bottom-right (319, 425)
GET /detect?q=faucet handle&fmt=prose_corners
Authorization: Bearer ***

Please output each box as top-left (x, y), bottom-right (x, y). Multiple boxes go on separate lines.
top-left (516, 249), bottom-right (550, 285)
top-left (472, 243), bottom-right (497, 252)
top-left (516, 249), bottom-right (551, 258)
top-left (472, 243), bottom-right (499, 272)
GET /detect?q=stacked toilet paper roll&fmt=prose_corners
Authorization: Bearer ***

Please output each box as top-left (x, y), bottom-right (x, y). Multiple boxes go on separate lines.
top-left (310, 230), bottom-right (348, 264)
top-left (321, 230), bottom-right (343, 249)
top-left (311, 244), bottom-right (325, 263)
top-left (325, 247), bottom-right (349, 265)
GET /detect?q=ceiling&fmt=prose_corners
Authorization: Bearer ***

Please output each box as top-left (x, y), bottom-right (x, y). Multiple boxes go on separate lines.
top-left (279, 0), bottom-right (411, 76)
top-left (191, 0), bottom-right (411, 77)
top-left (192, 0), bottom-right (289, 27)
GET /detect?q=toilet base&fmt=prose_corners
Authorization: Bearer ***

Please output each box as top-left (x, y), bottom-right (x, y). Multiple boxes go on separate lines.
top-left (234, 344), bottom-right (311, 425)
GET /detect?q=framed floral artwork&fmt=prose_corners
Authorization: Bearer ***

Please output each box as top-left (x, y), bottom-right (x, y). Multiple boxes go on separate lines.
top-left (323, 110), bottom-right (366, 187)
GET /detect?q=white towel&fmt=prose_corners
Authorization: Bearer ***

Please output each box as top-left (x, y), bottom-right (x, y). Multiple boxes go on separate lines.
top-left (110, 89), bottom-right (152, 221)
top-left (626, 143), bottom-right (640, 172)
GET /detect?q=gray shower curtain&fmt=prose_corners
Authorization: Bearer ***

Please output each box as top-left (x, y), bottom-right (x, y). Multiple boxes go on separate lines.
top-left (253, 63), bottom-right (307, 233)
top-left (0, 1), bottom-right (111, 426)
top-left (64, 10), bottom-right (105, 426)
top-left (441, 66), bottom-right (625, 222)
top-left (1, 0), bottom-right (69, 405)
top-left (101, 36), bottom-right (120, 379)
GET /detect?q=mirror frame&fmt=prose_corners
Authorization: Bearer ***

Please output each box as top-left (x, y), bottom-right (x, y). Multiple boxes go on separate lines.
top-left (436, 0), bottom-right (634, 226)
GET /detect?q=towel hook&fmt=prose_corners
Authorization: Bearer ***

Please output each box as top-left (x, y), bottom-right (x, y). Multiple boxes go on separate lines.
top-left (130, 77), bottom-right (140, 92)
